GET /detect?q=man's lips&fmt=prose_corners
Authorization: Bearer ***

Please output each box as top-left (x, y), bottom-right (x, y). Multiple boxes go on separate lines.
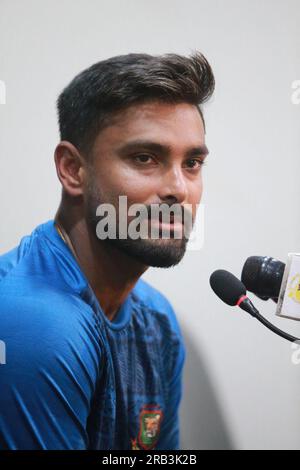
top-left (147, 216), bottom-right (184, 230)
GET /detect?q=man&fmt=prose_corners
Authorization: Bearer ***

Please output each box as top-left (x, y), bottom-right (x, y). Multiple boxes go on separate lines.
top-left (0, 52), bottom-right (215, 450)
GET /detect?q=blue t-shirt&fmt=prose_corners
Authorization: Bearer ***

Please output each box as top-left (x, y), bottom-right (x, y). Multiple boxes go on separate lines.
top-left (0, 220), bottom-right (185, 450)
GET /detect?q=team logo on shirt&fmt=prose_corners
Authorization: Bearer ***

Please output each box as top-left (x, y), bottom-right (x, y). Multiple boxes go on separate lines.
top-left (131, 404), bottom-right (163, 450)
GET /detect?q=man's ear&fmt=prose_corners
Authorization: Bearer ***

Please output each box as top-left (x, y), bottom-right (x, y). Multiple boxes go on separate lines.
top-left (54, 141), bottom-right (86, 196)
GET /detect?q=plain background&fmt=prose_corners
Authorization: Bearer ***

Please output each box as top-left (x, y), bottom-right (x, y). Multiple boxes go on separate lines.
top-left (0, 0), bottom-right (299, 450)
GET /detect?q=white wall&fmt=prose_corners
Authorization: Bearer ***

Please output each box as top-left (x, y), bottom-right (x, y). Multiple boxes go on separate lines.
top-left (1, 0), bottom-right (299, 449)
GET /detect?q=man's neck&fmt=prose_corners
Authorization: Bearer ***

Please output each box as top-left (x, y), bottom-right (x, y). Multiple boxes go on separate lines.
top-left (54, 206), bottom-right (148, 322)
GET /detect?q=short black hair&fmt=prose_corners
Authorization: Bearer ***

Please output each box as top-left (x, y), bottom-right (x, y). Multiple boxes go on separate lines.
top-left (57, 51), bottom-right (215, 156)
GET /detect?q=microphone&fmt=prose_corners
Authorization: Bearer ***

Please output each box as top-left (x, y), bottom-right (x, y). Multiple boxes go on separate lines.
top-left (209, 269), bottom-right (299, 343)
top-left (241, 256), bottom-right (285, 303)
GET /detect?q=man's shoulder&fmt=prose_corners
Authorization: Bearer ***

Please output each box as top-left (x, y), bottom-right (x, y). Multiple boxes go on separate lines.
top-left (0, 283), bottom-right (94, 344)
top-left (0, 221), bottom-right (51, 289)
top-left (0, 223), bottom-right (94, 343)
top-left (0, 280), bottom-right (100, 377)
top-left (0, 229), bottom-right (36, 283)
top-left (0, 220), bottom-right (88, 298)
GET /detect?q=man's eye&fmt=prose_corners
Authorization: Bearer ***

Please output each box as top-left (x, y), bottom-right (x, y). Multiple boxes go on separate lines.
top-left (185, 159), bottom-right (206, 169)
top-left (133, 154), bottom-right (154, 164)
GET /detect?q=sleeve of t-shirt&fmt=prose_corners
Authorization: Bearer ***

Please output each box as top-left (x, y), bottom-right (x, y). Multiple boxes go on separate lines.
top-left (155, 303), bottom-right (186, 450)
top-left (0, 292), bottom-right (101, 450)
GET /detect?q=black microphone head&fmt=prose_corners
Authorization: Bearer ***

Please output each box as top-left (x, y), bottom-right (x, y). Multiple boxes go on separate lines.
top-left (241, 256), bottom-right (285, 301)
top-left (209, 269), bottom-right (246, 306)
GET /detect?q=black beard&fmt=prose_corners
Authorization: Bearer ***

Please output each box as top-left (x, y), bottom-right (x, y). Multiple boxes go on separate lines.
top-left (102, 233), bottom-right (188, 268)
top-left (85, 181), bottom-right (190, 268)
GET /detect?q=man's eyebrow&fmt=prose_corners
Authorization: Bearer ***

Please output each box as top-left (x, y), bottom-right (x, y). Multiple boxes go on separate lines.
top-left (116, 139), bottom-right (209, 157)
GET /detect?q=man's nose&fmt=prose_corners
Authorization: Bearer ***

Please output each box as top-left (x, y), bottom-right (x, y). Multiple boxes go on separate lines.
top-left (158, 165), bottom-right (188, 204)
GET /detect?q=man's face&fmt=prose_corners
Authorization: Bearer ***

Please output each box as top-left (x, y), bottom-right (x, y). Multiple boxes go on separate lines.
top-left (84, 100), bottom-right (208, 268)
